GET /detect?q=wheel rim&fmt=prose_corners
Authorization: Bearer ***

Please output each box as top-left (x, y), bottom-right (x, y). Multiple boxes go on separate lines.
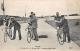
top-left (57, 29), bottom-right (64, 45)
top-left (4, 27), bottom-right (8, 43)
top-left (4, 33), bottom-right (7, 42)
top-left (27, 31), bottom-right (31, 43)
top-left (9, 26), bottom-right (14, 39)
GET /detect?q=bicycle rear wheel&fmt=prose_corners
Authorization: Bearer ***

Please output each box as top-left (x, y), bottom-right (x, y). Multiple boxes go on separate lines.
top-left (27, 31), bottom-right (32, 43)
top-left (57, 28), bottom-right (64, 45)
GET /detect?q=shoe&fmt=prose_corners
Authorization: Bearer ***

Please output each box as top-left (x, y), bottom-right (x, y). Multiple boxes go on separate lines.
top-left (34, 39), bottom-right (39, 41)
top-left (11, 38), bottom-right (15, 40)
top-left (19, 39), bottom-right (21, 40)
top-left (35, 39), bottom-right (39, 41)
top-left (19, 37), bottom-right (22, 40)
top-left (68, 41), bottom-right (70, 43)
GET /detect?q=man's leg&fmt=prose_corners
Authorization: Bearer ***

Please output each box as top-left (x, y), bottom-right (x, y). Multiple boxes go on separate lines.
top-left (66, 31), bottom-right (70, 43)
top-left (18, 29), bottom-right (22, 40)
top-left (63, 31), bottom-right (66, 42)
top-left (33, 28), bottom-right (38, 41)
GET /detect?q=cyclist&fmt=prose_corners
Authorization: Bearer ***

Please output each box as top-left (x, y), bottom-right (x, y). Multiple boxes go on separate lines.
top-left (54, 12), bottom-right (70, 43)
top-left (28, 12), bottom-right (38, 41)
top-left (54, 12), bottom-right (63, 29)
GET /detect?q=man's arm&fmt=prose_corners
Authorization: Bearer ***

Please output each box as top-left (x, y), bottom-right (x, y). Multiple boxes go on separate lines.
top-left (30, 16), bottom-right (37, 22)
top-left (54, 20), bottom-right (62, 23)
top-left (54, 17), bottom-right (62, 23)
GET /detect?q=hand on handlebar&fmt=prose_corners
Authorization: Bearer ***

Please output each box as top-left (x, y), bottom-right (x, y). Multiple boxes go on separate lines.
top-left (28, 23), bottom-right (32, 25)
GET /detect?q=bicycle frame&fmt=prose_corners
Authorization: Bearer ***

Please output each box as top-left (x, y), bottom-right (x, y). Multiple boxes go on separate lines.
top-left (27, 25), bottom-right (33, 43)
top-left (57, 27), bottom-right (64, 45)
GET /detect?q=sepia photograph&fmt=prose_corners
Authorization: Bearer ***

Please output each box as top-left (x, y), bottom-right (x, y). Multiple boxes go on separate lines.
top-left (0, 0), bottom-right (80, 51)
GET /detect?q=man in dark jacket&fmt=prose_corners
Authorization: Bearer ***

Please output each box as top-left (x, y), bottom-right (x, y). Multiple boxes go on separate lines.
top-left (29, 12), bottom-right (38, 41)
top-left (54, 12), bottom-right (70, 43)
top-left (9, 18), bottom-right (22, 40)
top-left (61, 16), bottom-right (70, 43)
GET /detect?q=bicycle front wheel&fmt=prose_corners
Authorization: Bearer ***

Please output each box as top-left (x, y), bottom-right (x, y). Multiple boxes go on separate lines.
top-left (4, 30), bottom-right (7, 43)
top-left (57, 29), bottom-right (64, 45)
top-left (27, 31), bottom-right (32, 43)
top-left (9, 26), bottom-right (15, 40)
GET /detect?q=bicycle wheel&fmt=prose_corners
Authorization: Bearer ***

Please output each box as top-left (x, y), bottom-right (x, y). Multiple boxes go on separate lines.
top-left (9, 26), bottom-right (15, 40)
top-left (4, 29), bottom-right (7, 43)
top-left (57, 28), bottom-right (64, 45)
top-left (27, 31), bottom-right (32, 43)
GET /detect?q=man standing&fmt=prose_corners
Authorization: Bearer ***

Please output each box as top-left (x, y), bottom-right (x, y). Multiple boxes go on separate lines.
top-left (61, 15), bottom-right (70, 43)
top-left (54, 12), bottom-right (70, 43)
top-left (29, 12), bottom-right (38, 41)
top-left (9, 18), bottom-right (22, 40)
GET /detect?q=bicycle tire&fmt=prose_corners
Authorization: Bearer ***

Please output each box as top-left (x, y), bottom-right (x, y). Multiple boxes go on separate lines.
top-left (9, 26), bottom-right (15, 40)
top-left (27, 31), bottom-right (32, 43)
top-left (4, 30), bottom-right (7, 43)
top-left (57, 28), bottom-right (64, 45)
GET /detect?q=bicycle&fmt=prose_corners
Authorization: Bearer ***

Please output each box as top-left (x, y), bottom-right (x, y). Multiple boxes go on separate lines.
top-left (26, 25), bottom-right (34, 43)
top-left (57, 27), bottom-right (64, 45)
top-left (4, 26), bottom-right (15, 43)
